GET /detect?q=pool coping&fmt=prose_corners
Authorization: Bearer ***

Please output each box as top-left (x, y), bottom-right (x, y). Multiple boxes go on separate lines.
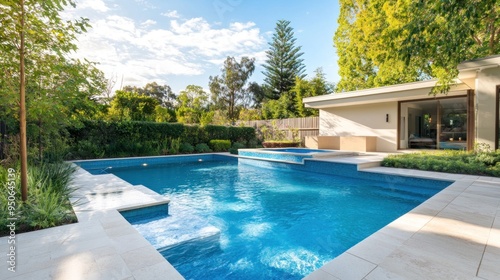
top-left (1, 153), bottom-right (499, 279)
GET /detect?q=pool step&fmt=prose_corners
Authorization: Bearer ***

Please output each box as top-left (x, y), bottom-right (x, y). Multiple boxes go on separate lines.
top-left (158, 230), bottom-right (222, 262)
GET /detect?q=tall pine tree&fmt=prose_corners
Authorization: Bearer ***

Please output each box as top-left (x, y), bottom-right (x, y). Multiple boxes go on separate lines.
top-left (262, 20), bottom-right (306, 100)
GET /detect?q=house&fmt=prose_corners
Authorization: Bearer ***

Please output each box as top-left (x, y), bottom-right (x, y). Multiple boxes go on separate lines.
top-left (303, 55), bottom-right (500, 152)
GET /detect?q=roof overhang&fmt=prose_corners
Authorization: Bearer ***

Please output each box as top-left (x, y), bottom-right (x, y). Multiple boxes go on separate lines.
top-left (304, 55), bottom-right (500, 109)
top-left (303, 79), bottom-right (470, 109)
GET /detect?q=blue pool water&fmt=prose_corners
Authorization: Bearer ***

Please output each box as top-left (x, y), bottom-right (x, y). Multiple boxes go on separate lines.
top-left (97, 156), bottom-right (452, 279)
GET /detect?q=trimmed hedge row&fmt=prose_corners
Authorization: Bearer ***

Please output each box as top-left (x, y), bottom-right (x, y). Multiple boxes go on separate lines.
top-left (67, 120), bottom-right (256, 159)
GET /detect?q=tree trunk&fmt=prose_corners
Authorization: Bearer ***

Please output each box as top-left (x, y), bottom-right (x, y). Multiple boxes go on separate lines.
top-left (19, 0), bottom-right (28, 202)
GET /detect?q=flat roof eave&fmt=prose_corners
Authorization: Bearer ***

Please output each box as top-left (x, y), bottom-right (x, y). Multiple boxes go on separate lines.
top-left (304, 80), bottom-right (471, 109)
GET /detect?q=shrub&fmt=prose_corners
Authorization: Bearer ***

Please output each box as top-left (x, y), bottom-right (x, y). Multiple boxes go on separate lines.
top-left (229, 142), bottom-right (247, 155)
top-left (262, 141), bottom-right (300, 148)
top-left (209, 139), bottom-right (231, 152)
top-left (195, 143), bottom-right (212, 153)
top-left (0, 162), bottom-right (77, 236)
top-left (67, 120), bottom-right (256, 159)
top-left (179, 143), bottom-right (195, 154)
top-left (205, 125), bottom-right (229, 141)
top-left (247, 139), bottom-right (259, 148)
top-left (381, 149), bottom-right (500, 177)
top-left (169, 138), bottom-right (181, 154)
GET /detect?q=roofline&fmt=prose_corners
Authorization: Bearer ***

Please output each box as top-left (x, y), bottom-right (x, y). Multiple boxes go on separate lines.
top-left (457, 55), bottom-right (500, 71)
top-left (303, 79), bottom-right (438, 104)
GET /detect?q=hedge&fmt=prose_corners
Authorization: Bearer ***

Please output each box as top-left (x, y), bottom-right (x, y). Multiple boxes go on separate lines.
top-left (66, 120), bottom-right (256, 159)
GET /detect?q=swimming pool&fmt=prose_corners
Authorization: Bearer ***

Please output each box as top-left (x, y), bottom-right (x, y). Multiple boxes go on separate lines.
top-left (77, 155), bottom-right (451, 279)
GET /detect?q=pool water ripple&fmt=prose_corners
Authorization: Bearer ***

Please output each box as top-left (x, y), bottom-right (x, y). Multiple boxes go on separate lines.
top-left (107, 158), bottom-right (450, 279)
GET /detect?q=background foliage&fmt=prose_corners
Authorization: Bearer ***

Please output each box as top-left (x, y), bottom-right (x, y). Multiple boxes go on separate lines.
top-left (66, 121), bottom-right (257, 159)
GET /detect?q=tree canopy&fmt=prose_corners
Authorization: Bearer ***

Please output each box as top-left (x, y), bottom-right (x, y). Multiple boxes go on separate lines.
top-left (334, 0), bottom-right (500, 93)
top-left (175, 85), bottom-right (209, 124)
top-left (209, 56), bottom-right (255, 122)
top-left (0, 0), bottom-right (106, 199)
top-left (262, 20), bottom-right (306, 99)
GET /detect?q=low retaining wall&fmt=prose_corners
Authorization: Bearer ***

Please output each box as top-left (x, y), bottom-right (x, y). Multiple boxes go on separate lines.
top-left (305, 136), bottom-right (377, 152)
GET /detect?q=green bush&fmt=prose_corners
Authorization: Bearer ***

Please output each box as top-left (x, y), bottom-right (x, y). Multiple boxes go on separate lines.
top-left (381, 149), bottom-right (500, 177)
top-left (182, 125), bottom-right (202, 146)
top-left (205, 125), bottom-right (229, 141)
top-left (0, 162), bottom-right (77, 236)
top-left (209, 139), bottom-right (231, 152)
top-left (229, 142), bottom-right (247, 155)
top-left (169, 138), bottom-right (181, 154)
top-left (67, 120), bottom-right (256, 159)
top-left (247, 139), bottom-right (259, 148)
top-left (195, 143), bottom-right (212, 153)
top-left (179, 143), bottom-right (195, 154)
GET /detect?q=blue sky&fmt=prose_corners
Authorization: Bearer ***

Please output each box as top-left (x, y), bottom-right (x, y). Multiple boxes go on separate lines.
top-left (67, 0), bottom-right (340, 94)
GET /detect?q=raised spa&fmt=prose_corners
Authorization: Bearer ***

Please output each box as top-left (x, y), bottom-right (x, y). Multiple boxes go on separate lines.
top-left (238, 147), bottom-right (356, 163)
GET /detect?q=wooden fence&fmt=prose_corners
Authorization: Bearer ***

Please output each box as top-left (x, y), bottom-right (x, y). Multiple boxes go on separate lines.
top-left (237, 117), bottom-right (319, 143)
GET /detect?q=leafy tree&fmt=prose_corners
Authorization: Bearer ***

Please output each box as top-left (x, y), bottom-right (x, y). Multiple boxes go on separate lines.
top-left (0, 0), bottom-right (100, 200)
top-left (293, 69), bottom-right (334, 117)
top-left (261, 93), bottom-right (295, 119)
top-left (399, 0), bottom-right (500, 93)
top-left (108, 90), bottom-right (159, 121)
top-left (334, 0), bottom-right (424, 92)
top-left (262, 19), bottom-right (306, 99)
top-left (246, 82), bottom-right (268, 108)
top-left (209, 56), bottom-right (255, 122)
top-left (175, 85), bottom-right (209, 124)
top-left (238, 108), bottom-right (261, 121)
top-left (335, 0), bottom-right (500, 93)
top-left (123, 82), bottom-right (177, 109)
top-left (154, 105), bottom-right (175, 122)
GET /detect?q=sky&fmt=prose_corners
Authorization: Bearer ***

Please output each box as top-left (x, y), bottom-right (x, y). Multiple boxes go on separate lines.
top-left (65, 0), bottom-right (340, 94)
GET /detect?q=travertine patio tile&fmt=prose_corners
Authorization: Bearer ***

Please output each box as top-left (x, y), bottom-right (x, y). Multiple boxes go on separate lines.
top-left (463, 184), bottom-right (500, 199)
top-left (364, 266), bottom-right (408, 280)
top-left (320, 253), bottom-right (377, 279)
top-left (6, 251), bottom-right (54, 276)
top-left (386, 212), bottom-right (433, 233)
top-left (377, 243), bottom-right (476, 280)
top-left (477, 244), bottom-right (500, 279)
top-left (131, 261), bottom-right (185, 280)
top-left (120, 246), bottom-right (167, 272)
top-left (94, 254), bottom-right (133, 279)
top-left (112, 232), bottom-right (153, 254)
top-left (410, 230), bottom-right (485, 263)
top-left (420, 216), bottom-right (490, 245)
top-left (437, 204), bottom-right (495, 228)
top-left (303, 268), bottom-right (340, 280)
top-left (347, 231), bottom-right (405, 264)
top-left (51, 251), bottom-right (99, 279)
top-left (104, 221), bottom-right (140, 237)
top-left (0, 267), bottom-right (54, 280)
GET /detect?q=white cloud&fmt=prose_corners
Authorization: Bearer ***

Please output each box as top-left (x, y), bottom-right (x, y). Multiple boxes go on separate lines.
top-left (161, 10), bottom-right (180, 18)
top-left (72, 12), bottom-right (266, 91)
top-left (75, 0), bottom-right (109, 12)
top-left (230, 22), bottom-right (256, 31)
top-left (141, 19), bottom-right (156, 28)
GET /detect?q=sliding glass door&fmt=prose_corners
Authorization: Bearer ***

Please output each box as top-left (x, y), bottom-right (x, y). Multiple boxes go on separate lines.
top-left (400, 96), bottom-right (468, 150)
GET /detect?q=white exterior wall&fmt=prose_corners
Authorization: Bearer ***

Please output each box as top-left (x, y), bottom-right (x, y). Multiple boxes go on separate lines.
top-left (319, 101), bottom-right (398, 152)
top-left (475, 67), bottom-right (499, 149)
